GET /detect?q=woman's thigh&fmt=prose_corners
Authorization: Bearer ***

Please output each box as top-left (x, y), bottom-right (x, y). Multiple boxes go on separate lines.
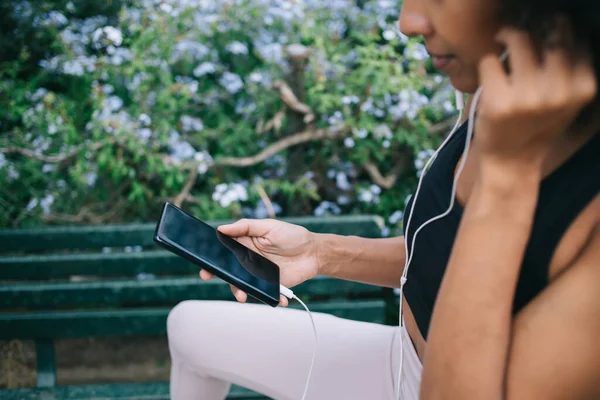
top-left (167, 300), bottom-right (399, 400)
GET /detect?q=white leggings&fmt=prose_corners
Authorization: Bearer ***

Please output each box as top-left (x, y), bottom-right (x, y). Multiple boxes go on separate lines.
top-left (167, 300), bottom-right (422, 400)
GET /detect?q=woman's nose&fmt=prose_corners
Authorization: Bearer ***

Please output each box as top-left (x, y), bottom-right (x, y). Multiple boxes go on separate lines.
top-left (398, 0), bottom-right (434, 38)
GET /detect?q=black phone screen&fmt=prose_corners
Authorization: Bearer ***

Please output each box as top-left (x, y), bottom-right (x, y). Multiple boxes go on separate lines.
top-left (155, 203), bottom-right (280, 305)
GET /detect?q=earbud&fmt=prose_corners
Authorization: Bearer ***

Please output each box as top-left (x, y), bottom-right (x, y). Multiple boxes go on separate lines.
top-left (455, 90), bottom-right (464, 111)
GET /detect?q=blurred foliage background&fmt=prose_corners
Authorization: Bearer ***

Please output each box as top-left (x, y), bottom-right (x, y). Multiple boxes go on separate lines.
top-left (0, 0), bottom-right (458, 235)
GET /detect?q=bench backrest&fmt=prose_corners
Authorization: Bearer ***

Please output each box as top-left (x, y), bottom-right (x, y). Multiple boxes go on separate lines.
top-left (0, 215), bottom-right (388, 341)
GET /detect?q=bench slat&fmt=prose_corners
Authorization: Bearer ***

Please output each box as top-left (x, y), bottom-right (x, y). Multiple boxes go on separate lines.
top-left (2, 382), bottom-right (265, 399)
top-left (0, 300), bottom-right (387, 339)
top-left (0, 251), bottom-right (194, 280)
top-left (0, 215), bottom-right (383, 252)
top-left (0, 276), bottom-right (383, 309)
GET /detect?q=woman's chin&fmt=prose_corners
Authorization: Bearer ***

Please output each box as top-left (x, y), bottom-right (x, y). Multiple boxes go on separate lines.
top-left (447, 71), bottom-right (480, 95)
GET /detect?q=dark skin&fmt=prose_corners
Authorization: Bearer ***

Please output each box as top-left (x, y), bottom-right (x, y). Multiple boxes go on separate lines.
top-left (400, 0), bottom-right (600, 398)
top-left (201, 0), bottom-right (600, 397)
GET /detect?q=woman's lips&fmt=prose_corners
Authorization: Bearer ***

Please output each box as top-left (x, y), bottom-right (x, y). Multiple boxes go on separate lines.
top-left (431, 55), bottom-right (456, 72)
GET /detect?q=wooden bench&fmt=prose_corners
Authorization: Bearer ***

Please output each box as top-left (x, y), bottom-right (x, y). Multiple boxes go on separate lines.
top-left (0, 215), bottom-right (395, 399)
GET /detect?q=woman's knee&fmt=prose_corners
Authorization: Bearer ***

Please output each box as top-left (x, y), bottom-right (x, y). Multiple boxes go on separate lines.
top-left (167, 300), bottom-right (198, 339)
top-left (167, 300), bottom-right (250, 370)
top-left (167, 300), bottom-right (213, 357)
top-left (167, 300), bottom-right (236, 349)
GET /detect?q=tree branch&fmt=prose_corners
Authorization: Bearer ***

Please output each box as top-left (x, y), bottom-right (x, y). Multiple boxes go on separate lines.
top-left (161, 128), bottom-right (344, 170)
top-left (255, 184), bottom-right (276, 218)
top-left (0, 140), bottom-right (114, 163)
top-left (41, 207), bottom-right (99, 224)
top-left (173, 168), bottom-right (198, 208)
top-left (271, 80), bottom-right (315, 124)
top-left (3, 115), bottom-right (459, 215)
top-left (429, 115), bottom-right (462, 136)
top-left (160, 116), bottom-right (456, 189)
top-left (256, 110), bottom-right (286, 135)
top-left (363, 162), bottom-right (405, 190)
top-left (41, 196), bottom-right (127, 224)
top-left (216, 128), bottom-right (344, 167)
top-left (361, 116), bottom-right (460, 189)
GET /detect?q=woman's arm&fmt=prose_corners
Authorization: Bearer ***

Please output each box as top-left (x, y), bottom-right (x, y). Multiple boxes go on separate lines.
top-left (313, 97), bottom-right (470, 289)
top-left (505, 224), bottom-right (600, 399)
top-left (421, 164), bottom-right (541, 399)
top-left (422, 174), bottom-right (600, 400)
top-left (312, 91), bottom-right (469, 290)
top-left (316, 234), bottom-right (406, 288)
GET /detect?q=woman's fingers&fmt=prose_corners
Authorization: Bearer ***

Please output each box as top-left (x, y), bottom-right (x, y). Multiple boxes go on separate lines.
top-left (571, 55), bottom-right (598, 108)
top-left (230, 286), bottom-right (288, 306)
top-left (280, 295), bottom-right (289, 307)
top-left (230, 284), bottom-right (248, 303)
top-left (541, 47), bottom-right (572, 106)
top-left (199, 269), bottom-right (214, 280)
top-left (478, 54), bottom-right (511, 117)
top-left (201, 269), bottom-right (289, 307)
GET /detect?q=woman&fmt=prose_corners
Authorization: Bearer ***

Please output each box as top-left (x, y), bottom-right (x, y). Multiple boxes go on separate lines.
top-left (167, 0), bottom-right (600, 398)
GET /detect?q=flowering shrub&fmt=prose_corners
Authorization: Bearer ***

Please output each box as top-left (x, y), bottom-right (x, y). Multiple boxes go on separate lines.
top-left (0, 0), bottom-right (458, 236)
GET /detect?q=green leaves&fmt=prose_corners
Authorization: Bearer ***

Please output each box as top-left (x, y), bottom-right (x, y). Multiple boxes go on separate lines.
top-left (0, 0), bottom-right (457, 230)
top-left (128, 181), bottom-right (146, 203)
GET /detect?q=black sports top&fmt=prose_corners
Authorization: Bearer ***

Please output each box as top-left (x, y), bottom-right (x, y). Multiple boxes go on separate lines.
top-left (402, 120), bottom-right (600, 339)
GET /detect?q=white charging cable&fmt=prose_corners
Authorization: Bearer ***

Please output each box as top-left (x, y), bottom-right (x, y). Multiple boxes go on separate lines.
top-left (280, 284), bottom-right (317, 400)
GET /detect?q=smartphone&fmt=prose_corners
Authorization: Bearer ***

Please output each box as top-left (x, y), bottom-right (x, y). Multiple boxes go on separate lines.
top-left (154, 202), bottom-right (281, 307)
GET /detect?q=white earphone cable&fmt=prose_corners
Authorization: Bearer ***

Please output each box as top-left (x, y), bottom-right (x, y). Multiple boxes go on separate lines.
top-left (395, 104), bottom-right (465, 398)
top-left (396, 79), bottom-right (492, 398)
top-left (396, 53), bottom-right (508, 398)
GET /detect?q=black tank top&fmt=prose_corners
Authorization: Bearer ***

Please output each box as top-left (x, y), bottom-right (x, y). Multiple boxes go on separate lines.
top-left (403, 121), bottom-right (600, 339)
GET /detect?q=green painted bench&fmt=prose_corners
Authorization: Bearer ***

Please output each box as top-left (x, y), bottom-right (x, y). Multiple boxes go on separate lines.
top-left (0, 215), bottom-right (394, 399)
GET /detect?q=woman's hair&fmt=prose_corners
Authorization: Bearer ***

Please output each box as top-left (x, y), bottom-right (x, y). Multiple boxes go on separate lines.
top-left (499, 0), bottom-right (600, 127)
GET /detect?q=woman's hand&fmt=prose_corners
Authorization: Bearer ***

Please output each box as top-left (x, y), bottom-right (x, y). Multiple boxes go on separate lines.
top-left (199, 219), bottom-right (320, 306)
top-left (475, 28), bottom-right (597, 174)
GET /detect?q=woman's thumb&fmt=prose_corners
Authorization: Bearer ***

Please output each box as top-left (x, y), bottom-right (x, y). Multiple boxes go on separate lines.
top-left (217, 218), bottom-right (271, 238)
top-left (216, 223), bottom-right (239, 236)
